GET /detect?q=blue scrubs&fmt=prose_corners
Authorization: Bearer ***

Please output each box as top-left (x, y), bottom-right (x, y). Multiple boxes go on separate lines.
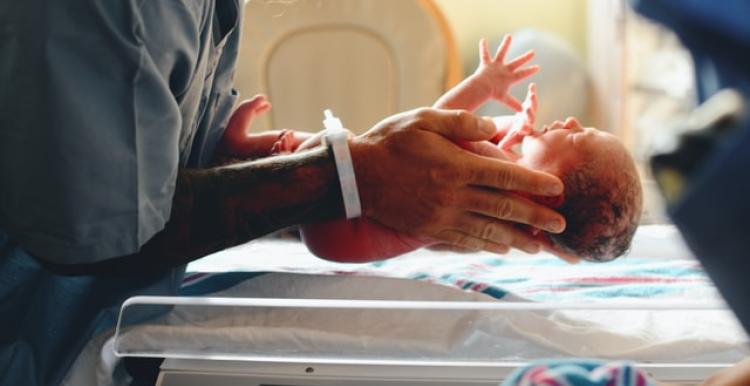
top-left (0, 0), bottom-right (242, 384)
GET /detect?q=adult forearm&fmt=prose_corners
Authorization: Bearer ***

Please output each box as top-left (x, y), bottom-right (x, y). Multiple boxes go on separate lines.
top-left (46, 147), bottom-right (343, 275)
top-left (181, 146), bottom-right (344, 249)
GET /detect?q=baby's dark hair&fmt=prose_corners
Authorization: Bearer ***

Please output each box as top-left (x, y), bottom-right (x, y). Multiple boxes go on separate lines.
top-left (549, 160), bottom-right (642, 262)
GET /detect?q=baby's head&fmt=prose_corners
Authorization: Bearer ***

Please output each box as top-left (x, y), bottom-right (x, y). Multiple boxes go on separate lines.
top-left (517, 118), bottom-right (642, 262)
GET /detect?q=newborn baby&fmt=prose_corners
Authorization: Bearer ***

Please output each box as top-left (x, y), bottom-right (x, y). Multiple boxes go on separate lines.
top-left (219, 36), bottom-right (642, 263)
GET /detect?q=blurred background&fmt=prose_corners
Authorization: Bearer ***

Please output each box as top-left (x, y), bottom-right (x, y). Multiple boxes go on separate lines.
top-left (238, 0), bottom-right (696, 224)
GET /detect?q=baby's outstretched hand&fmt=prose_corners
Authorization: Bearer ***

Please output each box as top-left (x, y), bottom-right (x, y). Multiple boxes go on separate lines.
top-left (474, 35), bottom-right (539, 112)
top-left (498, 83), bottom-right (538, 152)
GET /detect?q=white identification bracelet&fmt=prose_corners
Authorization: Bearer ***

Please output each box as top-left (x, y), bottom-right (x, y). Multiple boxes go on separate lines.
top-left (322, 109), bottom-right (362, 219)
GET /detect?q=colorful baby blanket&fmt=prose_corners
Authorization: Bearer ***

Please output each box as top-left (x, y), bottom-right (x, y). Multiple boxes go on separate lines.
top-left (501, 360), bottom-right (656, 386)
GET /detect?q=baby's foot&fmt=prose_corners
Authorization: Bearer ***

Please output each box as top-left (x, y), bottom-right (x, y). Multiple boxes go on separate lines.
top-left (220, 94), bottom-right (272, 157)
top-left (270, 130), bottom-right (297, 154)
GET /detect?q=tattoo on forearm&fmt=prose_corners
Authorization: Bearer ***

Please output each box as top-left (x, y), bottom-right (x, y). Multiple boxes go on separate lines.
top-left (187, 146), bottom-right (344, 247)
top-left (45, 147), bottom-right (344, 276)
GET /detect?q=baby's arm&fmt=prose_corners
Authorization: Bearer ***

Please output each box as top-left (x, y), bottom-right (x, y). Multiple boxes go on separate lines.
top-left (497, 83), bottom-right (539, 157)
top-left (433, 35), bottom-right (539, 112)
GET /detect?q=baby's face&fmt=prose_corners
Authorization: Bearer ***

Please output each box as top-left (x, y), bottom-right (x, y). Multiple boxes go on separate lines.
top-left (508, 118), bottom-right (642, 262)
top-left (515, 119), bottom-right (627, 177)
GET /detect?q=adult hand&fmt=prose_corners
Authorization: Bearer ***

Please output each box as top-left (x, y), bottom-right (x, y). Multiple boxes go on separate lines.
top-left (349, 108), bottom-right (566, 254)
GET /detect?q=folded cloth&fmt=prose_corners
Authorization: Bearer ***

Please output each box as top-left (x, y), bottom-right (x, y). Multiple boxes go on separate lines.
top-left (501, 359), bottom-right (656, 386)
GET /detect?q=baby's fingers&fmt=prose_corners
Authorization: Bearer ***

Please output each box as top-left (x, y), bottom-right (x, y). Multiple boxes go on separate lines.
top-left (502, 94), bottom-right (523, 112)
top-left (512, 65), bottom-right (540, 82)
top-left (522, 84), bottom-right (537, 109)
top-left (479, 38), bottom-right (492, 64)
top-left (507, 50), bottom-right (535, 70)
top-left (564, 117), bottom-right (582, 130)
top-left (543, 120), bottom-right (566, 132)
top-left (530, 84), bottom-right (539, 111)
top-left (494, 34), bottom-right (512, 63)
top-left (524, 110), bottom-right (536, 130)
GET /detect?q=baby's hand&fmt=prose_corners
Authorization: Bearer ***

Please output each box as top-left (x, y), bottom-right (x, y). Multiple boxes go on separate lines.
top-left (474, 35), bottom-right (539, 111)
top-left (498, 83), bottom-right (538, 152)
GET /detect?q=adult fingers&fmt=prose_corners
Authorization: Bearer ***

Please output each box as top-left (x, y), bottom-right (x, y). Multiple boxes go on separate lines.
top-left (454, 213), bottom-right (542, 253)
top-left (459, 140), bottom-right (508, 159)
top-left (537, 236), bottom-right (581, 264)
top-left (436, 230), bottom-right (510, 255)
top-left (466, 157), bottom-right (564, 198)
top-left (458, 187), bottom-right (565, 233)
top-left (507, 50), bottom-right (535, 69)
top-left (419, 109), bottom-right (497, 142)
top-left (427, 243), bottom-right (486, 254)
top-left (552, 249), bottom-right (581, 264)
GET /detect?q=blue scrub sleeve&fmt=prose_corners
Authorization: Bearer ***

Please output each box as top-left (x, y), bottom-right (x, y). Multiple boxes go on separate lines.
top-left (0, 1), bottom-right (205, 264)
top-left (632, 0), bottom-right (750, 332)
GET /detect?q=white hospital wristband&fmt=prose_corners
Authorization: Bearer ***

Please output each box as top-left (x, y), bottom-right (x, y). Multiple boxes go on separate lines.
top-left (322, 109), bottom-right (362, 219)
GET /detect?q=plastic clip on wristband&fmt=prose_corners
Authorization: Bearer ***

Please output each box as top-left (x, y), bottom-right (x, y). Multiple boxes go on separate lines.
top-left (322, 109), bottom-right (362, 219)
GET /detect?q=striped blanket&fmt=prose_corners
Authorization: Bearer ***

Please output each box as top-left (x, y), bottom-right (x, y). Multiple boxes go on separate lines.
top-left (184, 229), bottom-right (719, 303)
top-left (502, 360), bottom-right (655, 386)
